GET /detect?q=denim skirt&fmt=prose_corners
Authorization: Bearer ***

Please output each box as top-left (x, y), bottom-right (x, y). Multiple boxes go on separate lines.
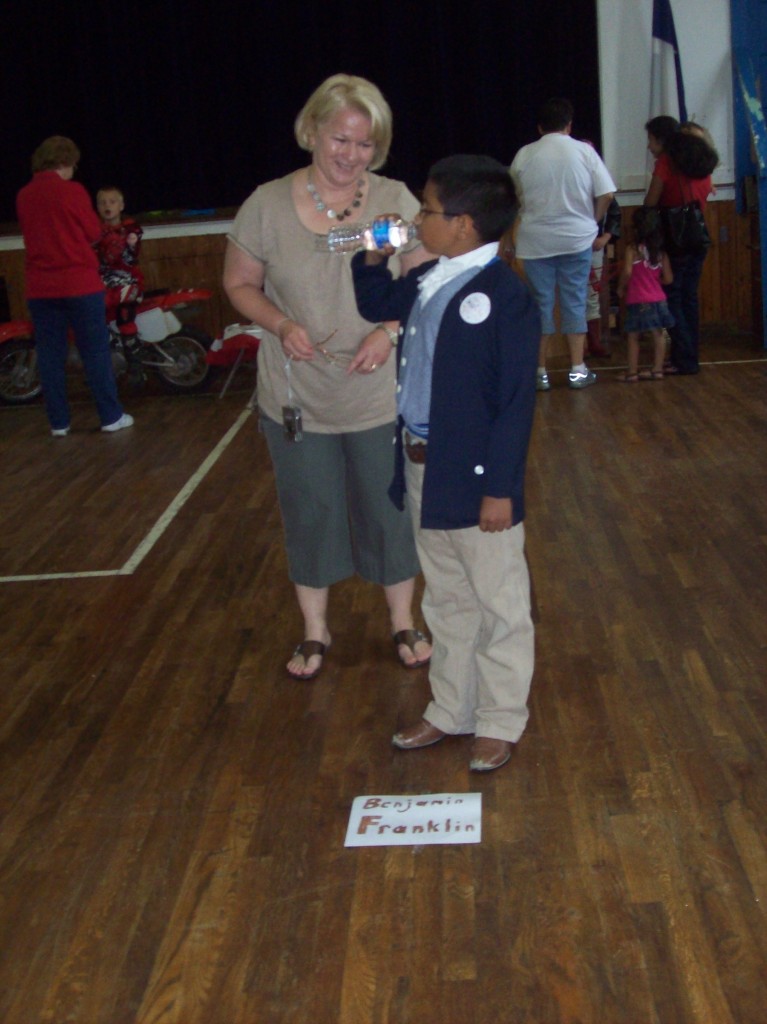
top-left (624, 300), bottom-right (675, 333)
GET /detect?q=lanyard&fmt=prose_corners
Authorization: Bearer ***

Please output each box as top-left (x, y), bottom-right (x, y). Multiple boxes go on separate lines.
top-left (284, 357), bottom-right (296, 406)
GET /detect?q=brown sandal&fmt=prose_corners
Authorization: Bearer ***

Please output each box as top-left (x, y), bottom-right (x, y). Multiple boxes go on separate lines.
top-left (393, 629), bottom-right (431, 669)
top-left (287, 640), bottom-right (328, 681)
top-left (617, 372), bottom-right (639, 383)
top-left (638, 369), bottom-right (664, 381)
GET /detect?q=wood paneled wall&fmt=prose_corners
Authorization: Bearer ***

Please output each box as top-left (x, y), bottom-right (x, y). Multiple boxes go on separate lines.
top-left (138, 234), bottom-right (240, 338)
top-left (0, 200), bottom-right (761, 338)
top-left (0, 248), bottom-right (26, 324)
top-left (0, 233), bottom-right (240, 339)
top-left (617, 201), bottom-right (759, 335)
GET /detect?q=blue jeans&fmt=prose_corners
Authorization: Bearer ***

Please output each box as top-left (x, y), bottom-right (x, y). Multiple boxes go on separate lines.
top-left (522, 248), bottom-right (593, 335)
top-left (28, 292), bottom-right (123, 430)
top-left (665, 250), bottom-right (707, 374)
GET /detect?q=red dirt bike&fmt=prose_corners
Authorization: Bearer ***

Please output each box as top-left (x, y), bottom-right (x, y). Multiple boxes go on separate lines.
top-left (0, 288), bottom-right (216, 405)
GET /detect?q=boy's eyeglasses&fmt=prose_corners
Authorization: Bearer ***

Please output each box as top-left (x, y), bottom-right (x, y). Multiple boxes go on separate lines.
top-left (419, 207), bottom-right (455, 218)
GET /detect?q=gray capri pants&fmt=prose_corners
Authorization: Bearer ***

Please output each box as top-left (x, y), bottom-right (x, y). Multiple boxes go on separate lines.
top-left (260, 414), bottom-right (420, 589)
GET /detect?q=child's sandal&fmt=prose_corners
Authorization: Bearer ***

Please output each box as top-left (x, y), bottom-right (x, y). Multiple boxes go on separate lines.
top-left (617, 372), bottom-right (640, 383)
top-left (638, 369), bottom-right (664, 381)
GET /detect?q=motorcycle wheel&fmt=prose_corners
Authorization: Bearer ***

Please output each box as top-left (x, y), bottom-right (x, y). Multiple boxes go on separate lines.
top-left (0, 339), bottom-right (42, 405)
top-left (154, 326), bottom-right (214, 393)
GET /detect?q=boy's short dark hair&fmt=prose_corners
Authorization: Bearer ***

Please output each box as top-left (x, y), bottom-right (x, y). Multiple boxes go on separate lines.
top-left (644, 115), bottom-right (680, 146)
top-left (427, 154), bottom-right (517, 243)
top-left (537, 97), bottom-right (574, 132)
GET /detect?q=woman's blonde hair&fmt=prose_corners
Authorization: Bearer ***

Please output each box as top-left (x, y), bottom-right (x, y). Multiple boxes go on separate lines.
top-left (31, 136), bottom-right (81, 173)
top-left (294, 74), bottom-right (393, 171)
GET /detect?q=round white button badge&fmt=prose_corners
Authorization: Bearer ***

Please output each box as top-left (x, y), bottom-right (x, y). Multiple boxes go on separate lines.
top-left (460, 292), bottom-right (491, 324)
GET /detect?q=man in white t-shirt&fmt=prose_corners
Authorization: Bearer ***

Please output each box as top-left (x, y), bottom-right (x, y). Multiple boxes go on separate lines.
top-left (510, 98), bottom-right (616, 390)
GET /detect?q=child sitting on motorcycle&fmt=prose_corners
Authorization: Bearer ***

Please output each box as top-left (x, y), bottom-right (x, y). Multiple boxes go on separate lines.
top-left (96, 186), bottom-right (144, 380)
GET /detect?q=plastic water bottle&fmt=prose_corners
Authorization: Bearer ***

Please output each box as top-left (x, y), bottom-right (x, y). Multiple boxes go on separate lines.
top-left (321, 216), bottom-right (417, 254)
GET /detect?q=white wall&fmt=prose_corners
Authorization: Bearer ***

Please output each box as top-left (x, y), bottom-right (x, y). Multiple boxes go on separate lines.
top-left (597, 0), bottom-right (733, 201)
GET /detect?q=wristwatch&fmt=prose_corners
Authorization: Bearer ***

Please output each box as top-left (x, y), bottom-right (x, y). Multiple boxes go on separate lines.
top-left (376, 323), bottom-right (398, 347)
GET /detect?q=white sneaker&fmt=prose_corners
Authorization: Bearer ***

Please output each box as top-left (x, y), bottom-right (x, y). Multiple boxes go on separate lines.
top-left (536, 372), bottom-right (551, 392)
top-left (101, 412), bottom-right (134, 433)
top-left (568, 369), bottom-right (597, 389)
top-left (51, 426), bottom-right (70, 437)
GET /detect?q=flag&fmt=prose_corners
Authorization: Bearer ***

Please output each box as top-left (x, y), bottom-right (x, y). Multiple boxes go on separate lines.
top-left (650, 0), bottom-right (688, 122)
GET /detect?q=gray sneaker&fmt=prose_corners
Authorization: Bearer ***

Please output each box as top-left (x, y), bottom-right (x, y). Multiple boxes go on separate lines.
top-left (568, 369), bottom-right (597, 389)
top-left (536, 372), bottom-right (551, 392)
top-left (101, 412), bottom-right (135, 433)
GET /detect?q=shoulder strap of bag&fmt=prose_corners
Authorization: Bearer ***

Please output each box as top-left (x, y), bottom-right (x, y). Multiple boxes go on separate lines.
top-left (675, 173), bottom-right (692, 207)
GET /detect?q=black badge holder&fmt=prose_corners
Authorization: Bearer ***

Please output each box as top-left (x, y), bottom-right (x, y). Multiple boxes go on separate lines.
top-left (282, 356), bottom-right (302, 442)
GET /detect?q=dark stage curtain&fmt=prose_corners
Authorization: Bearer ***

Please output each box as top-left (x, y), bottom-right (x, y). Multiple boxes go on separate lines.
top-left (1, 1), bottom-right (600, 223)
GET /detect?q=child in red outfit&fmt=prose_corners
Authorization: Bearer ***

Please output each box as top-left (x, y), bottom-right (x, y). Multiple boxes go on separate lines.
top-left (96, 187), bottom-right (144, 337)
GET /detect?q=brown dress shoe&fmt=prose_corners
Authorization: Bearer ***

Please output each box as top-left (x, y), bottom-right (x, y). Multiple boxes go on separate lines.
top-left (392, 719), bottom-right (446, 750)
top-left (469, 737), bottom-right (512, 772)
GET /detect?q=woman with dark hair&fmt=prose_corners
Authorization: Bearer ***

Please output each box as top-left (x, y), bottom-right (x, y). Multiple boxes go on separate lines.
top-left (644, 115), bottom-right (680, 159)
top-left (644, 124), bottom-right (718, 375)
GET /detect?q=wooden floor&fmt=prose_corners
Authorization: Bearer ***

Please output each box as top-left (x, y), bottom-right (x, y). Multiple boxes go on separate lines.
top-left (1, 334), bottom-right (766, 1024)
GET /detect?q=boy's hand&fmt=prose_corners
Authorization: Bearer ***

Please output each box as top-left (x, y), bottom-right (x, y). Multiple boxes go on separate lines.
top-left (363, 250), bottom-right (390, 265)
top-left (479, 496), bottom-right (512, 532)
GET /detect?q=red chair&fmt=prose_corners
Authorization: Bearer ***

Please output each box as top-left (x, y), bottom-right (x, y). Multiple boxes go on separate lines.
top-left (207, 324), bottom-right (262, 401)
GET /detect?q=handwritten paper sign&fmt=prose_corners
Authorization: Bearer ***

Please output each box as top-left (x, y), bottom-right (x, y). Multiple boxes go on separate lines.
top-left (345, 793), bottom-right (482, 847)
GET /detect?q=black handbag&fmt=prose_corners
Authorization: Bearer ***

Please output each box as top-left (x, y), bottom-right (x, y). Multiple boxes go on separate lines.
top-left (660, 178), bottom-right (711, 256)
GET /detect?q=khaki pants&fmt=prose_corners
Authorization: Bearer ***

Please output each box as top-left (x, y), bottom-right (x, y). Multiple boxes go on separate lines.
top-left (405, 458), bottom-right (534, 743)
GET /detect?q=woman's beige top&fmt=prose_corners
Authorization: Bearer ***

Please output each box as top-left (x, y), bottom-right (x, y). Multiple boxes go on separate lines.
top-left (228, 171), bottom-right (420, 433)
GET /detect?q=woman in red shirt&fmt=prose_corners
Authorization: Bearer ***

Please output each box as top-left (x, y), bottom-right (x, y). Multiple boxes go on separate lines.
top-left (16, 136), bottom-right (132, 435)
top-left (644, 127), bottom-right (717, 375)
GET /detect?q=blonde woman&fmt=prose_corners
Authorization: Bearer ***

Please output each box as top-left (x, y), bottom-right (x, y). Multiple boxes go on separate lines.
top-left (224, 75), bottom-right (432, 680)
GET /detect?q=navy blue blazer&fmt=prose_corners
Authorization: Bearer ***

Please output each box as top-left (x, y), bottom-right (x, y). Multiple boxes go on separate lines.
top-left (352, 251), bottom-right (540, 530)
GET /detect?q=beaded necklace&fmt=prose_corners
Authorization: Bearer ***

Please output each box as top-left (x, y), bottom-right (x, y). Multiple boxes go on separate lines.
top-left (306, 170), bottom-right (365, 221)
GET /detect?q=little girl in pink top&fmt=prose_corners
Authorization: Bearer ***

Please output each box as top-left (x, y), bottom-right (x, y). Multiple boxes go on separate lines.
top-left (617, 207), bottom-right (674, 382)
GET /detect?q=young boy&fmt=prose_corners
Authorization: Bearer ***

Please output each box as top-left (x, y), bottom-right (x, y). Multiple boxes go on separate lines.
top-left (352, 155), bottom-right (540, 772)
top-left (95, 187), bottom-right (144, 374)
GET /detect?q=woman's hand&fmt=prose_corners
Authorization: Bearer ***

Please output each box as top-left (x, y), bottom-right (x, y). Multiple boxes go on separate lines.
top-left (347, 325), bottom-right (395, 375)
top-left (277, 318), bottom-right (315, 361)
top-left (224, 243), bottom-right (314, 360)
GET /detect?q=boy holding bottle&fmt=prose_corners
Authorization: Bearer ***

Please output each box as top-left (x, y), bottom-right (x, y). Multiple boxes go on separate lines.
top-left (352, 154), bottom-right (539, 772)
